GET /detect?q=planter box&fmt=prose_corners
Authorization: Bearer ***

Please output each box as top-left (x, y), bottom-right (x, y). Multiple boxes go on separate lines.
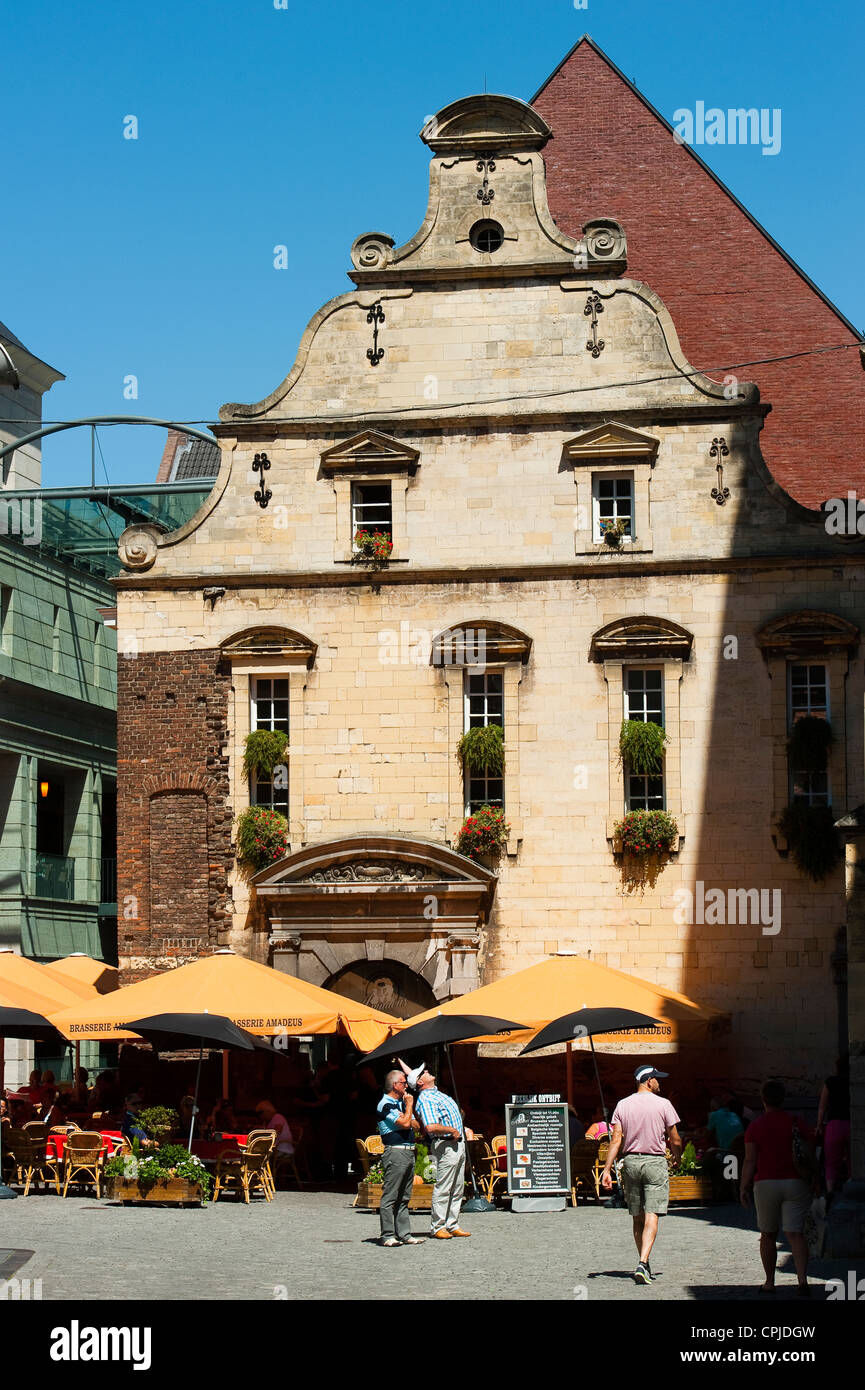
top-left (354, 1181), bottom-right (435, 1211)
top-left (667, 1174), bottom-right (713, 1203)
top-left (107, 1176), bottom-right (205, 1206)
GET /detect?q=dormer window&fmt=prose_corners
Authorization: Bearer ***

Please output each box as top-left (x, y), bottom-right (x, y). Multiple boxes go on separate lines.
top-left (564, 422), bottom-right (658, 556)
top-left (320, 430), bottom-right (418, 564)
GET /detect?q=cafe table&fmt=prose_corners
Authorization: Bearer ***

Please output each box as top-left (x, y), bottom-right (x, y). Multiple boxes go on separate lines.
top-left (46, 1130), bottom-right (123, 1161)
top-left (189, 1134), bottom-right (249, 1164)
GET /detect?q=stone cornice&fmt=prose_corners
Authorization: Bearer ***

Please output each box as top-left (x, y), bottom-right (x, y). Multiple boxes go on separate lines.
top-left (112, 549), bottom-right (865, 593)
top-left (211, 400), bottom-right (768, 440)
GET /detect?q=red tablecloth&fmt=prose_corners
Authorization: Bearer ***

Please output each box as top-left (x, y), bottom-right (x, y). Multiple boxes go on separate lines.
top-left (189, 1135), bottom-right (249, 1163)
top-left (47, 1131), bottom-right (122, 1161)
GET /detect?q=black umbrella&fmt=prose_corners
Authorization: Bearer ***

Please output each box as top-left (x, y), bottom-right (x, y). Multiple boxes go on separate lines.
top-left (362, 1013), bottom-right (524, 1063)
top-left (364, 1014), bottom-right (525, 1215)
top-left (520, 1006), bottom-right (661, 1206)
top-left (0, 1006), bottom-right (68, 1201)
top-left (124, 1012), bottom-right (275, 1150)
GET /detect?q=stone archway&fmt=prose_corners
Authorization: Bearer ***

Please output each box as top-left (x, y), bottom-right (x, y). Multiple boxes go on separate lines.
top-left (326, 959), bottom-right (438, 1019)
top-left (252, 834), bottom-right (497, 1003)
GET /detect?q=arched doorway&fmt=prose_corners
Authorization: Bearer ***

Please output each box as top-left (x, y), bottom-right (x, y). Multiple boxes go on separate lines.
top-left (326, 958), bottom-right (437, 1019)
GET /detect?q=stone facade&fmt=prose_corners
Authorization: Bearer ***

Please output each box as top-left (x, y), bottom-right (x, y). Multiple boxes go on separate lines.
top-left (114, 94), bottom-right (865, 1091)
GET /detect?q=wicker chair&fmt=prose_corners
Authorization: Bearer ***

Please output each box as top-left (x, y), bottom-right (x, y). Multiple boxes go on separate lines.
top-left (61, 1132), bottom-right (105, 1198)
top-left (569, 1139), bottom-right (603, 1206)
top-left (355, 1134), bottom-right (384, 1176)
top-left (213, 1135), bottom-right (273, 1204)
top-left (244, 1130), bottom-right (278, 1197)
top-left (7, 1129), bottom-right (62, 1196)
top-left (476, 1134), bottom-right (508, 1203)
top-left (23, 1121), bottom-right (49, 1141)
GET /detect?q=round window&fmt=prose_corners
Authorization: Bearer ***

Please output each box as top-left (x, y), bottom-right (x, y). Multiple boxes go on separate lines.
top-left (469, 220), bottom-right (504, 254)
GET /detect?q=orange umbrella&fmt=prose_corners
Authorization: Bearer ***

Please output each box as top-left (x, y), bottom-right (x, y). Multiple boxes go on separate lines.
top-left (0, 950), bottom-right (98, 1006)
top-left (50, 950), bottom-right (399, 1051)
top-left (407, 953), bottom-right (724, 1054)
top-left (51, 954), bottom-right (119, 996)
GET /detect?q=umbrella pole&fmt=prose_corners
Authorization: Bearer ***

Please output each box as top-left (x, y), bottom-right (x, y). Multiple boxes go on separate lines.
top-left (588, 1032), bottom-right (609, 1126)
top-left (445, 1042), bottom-right (494, 1213)
top-left (74, 1041), bottom-right (81, 1101)
top-left (188, 1042), bottom-right (203, 1152)
top-left (222, 1049), bottom-right (229, 1100)
top-left (566, 1040), bottom-right (574, 1109)
top-left (0, 1038), bottom-right (16, 1199)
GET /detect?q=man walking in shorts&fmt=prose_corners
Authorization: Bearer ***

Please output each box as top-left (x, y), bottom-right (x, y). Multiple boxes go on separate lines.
top-left (601, 1065), bottom-right (682, 1285)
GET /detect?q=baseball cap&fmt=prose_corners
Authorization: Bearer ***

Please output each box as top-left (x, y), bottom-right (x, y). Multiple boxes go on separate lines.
top-left (634, 1065), bottom-right (668, 1083)
top-left (406, 1063), bottom-right (426, 1089)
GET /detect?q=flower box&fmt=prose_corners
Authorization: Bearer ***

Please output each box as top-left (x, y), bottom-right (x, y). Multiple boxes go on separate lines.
top-left (354, 1181), bottom-right (435, 1211)
top-left (107, 1176), bottom-right (205, 1206)
top-left (667, 1175), bottom-right (713, 1203)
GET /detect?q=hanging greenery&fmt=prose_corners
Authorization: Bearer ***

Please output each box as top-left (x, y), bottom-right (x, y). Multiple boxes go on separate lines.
top-left (236, 805), bottom-right (289, 872)
top-left (242, 730), bottom-right (288, 781)
top-left (787, 716), bottom-right (833, 773)
top-left (457, 723), bottom-right (505, 775)
top-left (778, 802), bottom-right (843, 882)
top-left (619, 720), bottom-right (667, 775)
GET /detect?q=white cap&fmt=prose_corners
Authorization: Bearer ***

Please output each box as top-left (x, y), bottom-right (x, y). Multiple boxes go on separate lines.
top-left (406, 1062), bottom-right (426, 1089)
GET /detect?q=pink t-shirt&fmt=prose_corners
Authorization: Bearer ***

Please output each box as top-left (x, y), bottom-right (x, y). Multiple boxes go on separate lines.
top-left (611, 1092), bottom-right (680, 1155)
top-left (267, 1113), bottom-right (294, 1155)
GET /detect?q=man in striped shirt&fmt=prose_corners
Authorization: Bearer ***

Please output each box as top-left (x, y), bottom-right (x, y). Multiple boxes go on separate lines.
top-left (412, 1066), bottom-right (471, 1239)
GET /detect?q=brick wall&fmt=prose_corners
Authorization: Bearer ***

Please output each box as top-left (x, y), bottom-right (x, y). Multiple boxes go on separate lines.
top-left (116, 649), bottom-right (232, 980)
top-left (533, 39), bottom-right (864, 507)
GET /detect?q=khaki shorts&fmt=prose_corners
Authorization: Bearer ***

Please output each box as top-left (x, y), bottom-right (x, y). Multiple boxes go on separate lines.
top-left (753, 1178), bottom-right (811, 1234)
top-left (621, 1154), bottom-right (669, 1215)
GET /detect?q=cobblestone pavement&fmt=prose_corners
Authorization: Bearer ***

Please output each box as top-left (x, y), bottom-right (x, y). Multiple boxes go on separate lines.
top-left (2, 1191), bottom-right (863, 1301)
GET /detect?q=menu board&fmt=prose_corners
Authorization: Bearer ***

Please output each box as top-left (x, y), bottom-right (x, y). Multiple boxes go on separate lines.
top-left (505, 1102), bottom-right (570, 1196)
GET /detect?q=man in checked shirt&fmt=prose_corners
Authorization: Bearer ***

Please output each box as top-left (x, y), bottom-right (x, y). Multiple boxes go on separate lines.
top-left (409, 1064), bottom-right (473, 1239)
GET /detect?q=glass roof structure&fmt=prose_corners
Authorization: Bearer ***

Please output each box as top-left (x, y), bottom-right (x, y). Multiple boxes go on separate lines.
top-left (0, 481), bottom-right (217, 577)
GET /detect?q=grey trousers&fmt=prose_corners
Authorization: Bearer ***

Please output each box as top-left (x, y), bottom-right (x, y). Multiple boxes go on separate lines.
top-left (429, 1138), bottom-right (466, 1232)
top-left (379, 1146), bottom-right (415, 1240)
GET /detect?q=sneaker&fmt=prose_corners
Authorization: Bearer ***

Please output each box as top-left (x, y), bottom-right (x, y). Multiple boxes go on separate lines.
top-left (381, 1237), bottom-right (400, 1247)
top-left (633, 1262), bottom-right (651, 1285)
top-left (400, 1236), bottom-right (425, 1244)
top-left (646, 1261), bottom-right (655, 1280)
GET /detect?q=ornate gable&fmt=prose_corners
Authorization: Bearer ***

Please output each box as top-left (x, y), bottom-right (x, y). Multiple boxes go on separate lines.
top-left (590, 616), bottom-right (694, 662)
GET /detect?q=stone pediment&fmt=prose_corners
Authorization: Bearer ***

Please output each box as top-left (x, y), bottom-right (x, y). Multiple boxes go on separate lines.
top-left (756, 610), bottom-right (859, 655)
top-left (419, 94), bottom-right (552, 155)
top-left (254, 835), bottom-right (492, 893)
top-left (319, 431), bottom-right (420, 477)
top-left (590, 616), bottom-right (694, 662)
top-left (220, 626), bottom-right (317, 666)
top-left (564, 422), bottom-right (660, 464)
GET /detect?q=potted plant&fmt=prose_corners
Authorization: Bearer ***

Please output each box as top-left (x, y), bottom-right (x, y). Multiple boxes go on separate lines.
top-left (236, 805), bottom-right (289, 872)
top-left (354, 1143), bottom-right (436, 1210)
top-left (778, 802), bottom-right (843, 881)
top-left (457, 724), bottom-right (505, 777)
top-left (454, 805), bottom-right (511, 862)
top-left (351, 529), bottom-right (393, 570)
top-left (787, 715), bottom-right (833, 772)
top-left (137, 1106), bottom-right (178, 1144)
top-left (105, 1141), bottom-right (213, 1206)
top-left (242, 730), bottom-right (288, 782)
top-left (666, 1141), bottom-right (713, 1203)
top-left (614, 809), bottom-right (679, 857)
top-left (599, 518), bottom-right (628, 549)
top-left (619, 720), bottom-right (667, 775)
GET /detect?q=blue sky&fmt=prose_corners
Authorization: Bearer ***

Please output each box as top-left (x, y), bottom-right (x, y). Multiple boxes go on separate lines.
top-left (3, 0), bottom-right (863, 487)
